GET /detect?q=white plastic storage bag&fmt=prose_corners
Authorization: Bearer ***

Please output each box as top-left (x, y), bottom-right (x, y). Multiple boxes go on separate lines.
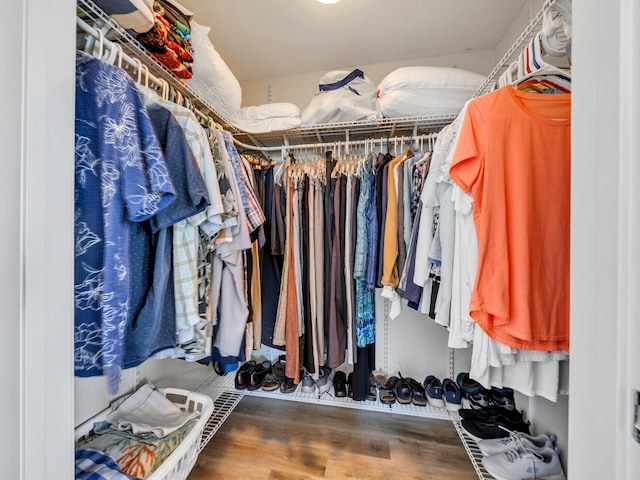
top-left (232, 102), bottom-right (301, 133)
top-left (301, 69), bottom-right (382, 125)
top-left (376, 66), bottom-right (486, 118)
top-left (186, 20), bottom-right (242, 122)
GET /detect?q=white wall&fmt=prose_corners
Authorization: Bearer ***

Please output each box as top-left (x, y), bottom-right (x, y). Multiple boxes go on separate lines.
top-left (493, 0), bottom-right (546, 63)
top-left (240, 50), bottom-right (495, 109)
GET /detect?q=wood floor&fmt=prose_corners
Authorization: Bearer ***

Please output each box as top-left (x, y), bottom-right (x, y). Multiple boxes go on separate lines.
top-left (188, 396), bottom-right (478, 480)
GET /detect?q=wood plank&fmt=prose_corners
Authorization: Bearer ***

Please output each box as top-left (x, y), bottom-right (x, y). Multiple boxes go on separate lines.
top-left (189, 396), bottom-right (478, 479)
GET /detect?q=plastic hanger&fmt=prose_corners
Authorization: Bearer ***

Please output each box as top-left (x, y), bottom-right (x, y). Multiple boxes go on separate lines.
top-left (515, 32), bottom-right (571, 93)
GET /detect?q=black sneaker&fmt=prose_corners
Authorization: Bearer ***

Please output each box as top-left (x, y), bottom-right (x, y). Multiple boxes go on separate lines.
top-left (459, 406), bottom-right (526, 424)
top-left (490, 386), bottom-right (516, 410)
top-left (461, 414), bottom-right (530, 441)
top-left (468, 389), bottom-right (493, 409)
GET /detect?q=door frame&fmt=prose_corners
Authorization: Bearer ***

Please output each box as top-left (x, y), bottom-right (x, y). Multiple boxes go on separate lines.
top-left (569, 0), bottom-right (640, 477)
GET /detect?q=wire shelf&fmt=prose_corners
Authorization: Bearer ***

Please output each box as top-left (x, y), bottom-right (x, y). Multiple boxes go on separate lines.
top-left (76, 0), bottom-right (240, 132)
top-left (453, 420), bottom-right (497, 480)
top-left (193, 375), bottom-right (244, 452)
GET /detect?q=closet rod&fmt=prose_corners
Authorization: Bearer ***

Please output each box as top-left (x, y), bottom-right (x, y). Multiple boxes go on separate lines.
top-left (233, 132), bottom-right (439, 154)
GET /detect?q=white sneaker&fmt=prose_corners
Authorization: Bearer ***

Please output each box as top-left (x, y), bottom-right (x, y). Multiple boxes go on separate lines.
top-left (316, 366), bottom-right (334, 395)
top-left (482, 446), bottom-right (566, 480)
top-left (300, 372), bottom-right (316, 393)
top-left (477, 432), bottom-right (555, 456)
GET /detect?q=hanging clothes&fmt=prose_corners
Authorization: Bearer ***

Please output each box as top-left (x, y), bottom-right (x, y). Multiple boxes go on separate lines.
top-left (450, 85), bottom-right (571, 352)
top-left (124, 101), bottom-right (209, 369)
top-left (74, 52), bottom-right (176, 393)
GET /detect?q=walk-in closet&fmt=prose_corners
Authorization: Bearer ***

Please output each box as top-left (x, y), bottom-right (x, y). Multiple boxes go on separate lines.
top-left (3, 0), bottom-right (640, 479)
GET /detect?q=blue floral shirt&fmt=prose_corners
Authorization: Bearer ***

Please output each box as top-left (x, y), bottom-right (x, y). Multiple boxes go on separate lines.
top-left (74, 52), bottom-right (176, 393)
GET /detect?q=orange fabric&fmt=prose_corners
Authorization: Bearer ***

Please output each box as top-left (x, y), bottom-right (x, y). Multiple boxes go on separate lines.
top-left (381, 154), bottom-right (404, 287)
top-left (284, 179), bottom-right (300, 382)
top-left (450, 86), bottom-right (571, 351)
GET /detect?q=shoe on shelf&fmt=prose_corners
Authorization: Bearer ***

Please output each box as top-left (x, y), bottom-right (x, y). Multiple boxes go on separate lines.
top-left (247, 360), bottom-right (271, 391)
top-left (366, 384), bottom-right (377, 401)
top-left (423, 375), bottom-right (445, 408)
top-left (333, 371), bottom-right (347, 397)
top-left (316, 366), bottom-right (334, 395)
top-left (271, 355), bottom-right (286, 379)
top-left (490, 385), bottom-right (516, 410)
top-left (456, 372), bottom-right (483, 396)
top-left (459, 405), bottom-right (525, 424)
top-left (405, 377), bottom-right (427, 407)
top-left (389, 375), bottom-right (412, 405)
top-left (378, 379), bottom-right (396, 405)
top-left (279, 375), bottom-right (298, 394)
top-left (442, 378), bottom-right (462, 412)
top-left (261, 373), bottom-right (281, 392)
top-left (481, 446), bottom-right (566, 480)
top-left (300, 370), bottom-right (316, 393)
top-left (461, 414), bottom-right (531, 442)
top-left (234, 360), bottom-right (256, 390)
top-left (468, 389), bottom-right (493, 409)
top-left (477, 431), bottom-right (557, 456)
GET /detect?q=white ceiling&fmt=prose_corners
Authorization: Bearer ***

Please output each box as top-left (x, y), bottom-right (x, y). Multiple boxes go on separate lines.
top-left (177, 0), bottom-right (527, 82)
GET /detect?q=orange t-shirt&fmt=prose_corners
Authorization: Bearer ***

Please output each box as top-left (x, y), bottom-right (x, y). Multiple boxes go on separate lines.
top-left (449, 86), bottom-right (571, 351)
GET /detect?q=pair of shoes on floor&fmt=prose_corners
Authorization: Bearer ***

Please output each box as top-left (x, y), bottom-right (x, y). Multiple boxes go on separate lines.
top-left (456, 372), bottom-right (516, 410)
top-left (235, 360), bottom-right (271, 391)
top-left (423, 375), bottom-right (462, 411)
top-left (480, 433), bottom-right (565, 480)
top-left (460, 406), bottom-right (531, 441)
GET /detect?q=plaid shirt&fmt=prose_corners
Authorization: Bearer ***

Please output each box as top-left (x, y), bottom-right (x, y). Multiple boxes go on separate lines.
top-left (75, 449), bottom-right (137, 480)
top-left (218, 130), bottom-right (266, 233)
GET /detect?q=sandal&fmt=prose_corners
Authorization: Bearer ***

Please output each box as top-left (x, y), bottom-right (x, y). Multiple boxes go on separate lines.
top-left (405, 377), bottom-right (427, 407)
top-left (261, 373), bottom-right (281, 392)
top-left (389, 375), bottom-right (412, 405)
top-left (366, 381), bottom-right (377, 402)
top-left (379, 379), bottom-right (396, 405)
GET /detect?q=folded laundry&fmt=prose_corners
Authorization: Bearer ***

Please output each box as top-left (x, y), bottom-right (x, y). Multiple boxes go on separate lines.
top-left (106, 383), bottom-right (199, 438)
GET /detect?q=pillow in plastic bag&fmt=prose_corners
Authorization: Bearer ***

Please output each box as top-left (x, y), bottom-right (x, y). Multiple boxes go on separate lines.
top-left (232, 102), bottom-right (301, 133)
top-left (301, 69), bottom-right (381, 125)
top-left (234, 103), bottom-right (301, 122)
top-left (376, 66), bottom-right (486, 118)
top-left (186, 20), bottom-right (242, 122)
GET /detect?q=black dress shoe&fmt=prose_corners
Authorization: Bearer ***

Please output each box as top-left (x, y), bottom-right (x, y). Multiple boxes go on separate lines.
top-left (248, 361), bottom-right (271, 391)
top-left (333, 371), bottom-right (347, 397)
top-left (235, 360), bottom-right (256, 390)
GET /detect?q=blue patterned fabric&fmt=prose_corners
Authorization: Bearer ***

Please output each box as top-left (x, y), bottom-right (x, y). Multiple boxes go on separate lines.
top-left (74, 52), bottom-right (176, 393)
top-left (75, 449), bottom-right (139, 480)
top-left (355, 279), bottom-right (375, 347)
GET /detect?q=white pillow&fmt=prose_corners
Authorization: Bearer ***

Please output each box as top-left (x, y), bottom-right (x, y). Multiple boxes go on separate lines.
top-left (377, 66), bottom-right (486, 118)
top-left (301, 69), bottom-right (381, 125)
top-left (186, 20), bottom-right (242, 122)
top-left (234, 103), bottom-right (301, 122)
top-left (232, 117), bottom-right (301, 134)
top-left (232, 103), bottom-right (301, 133)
